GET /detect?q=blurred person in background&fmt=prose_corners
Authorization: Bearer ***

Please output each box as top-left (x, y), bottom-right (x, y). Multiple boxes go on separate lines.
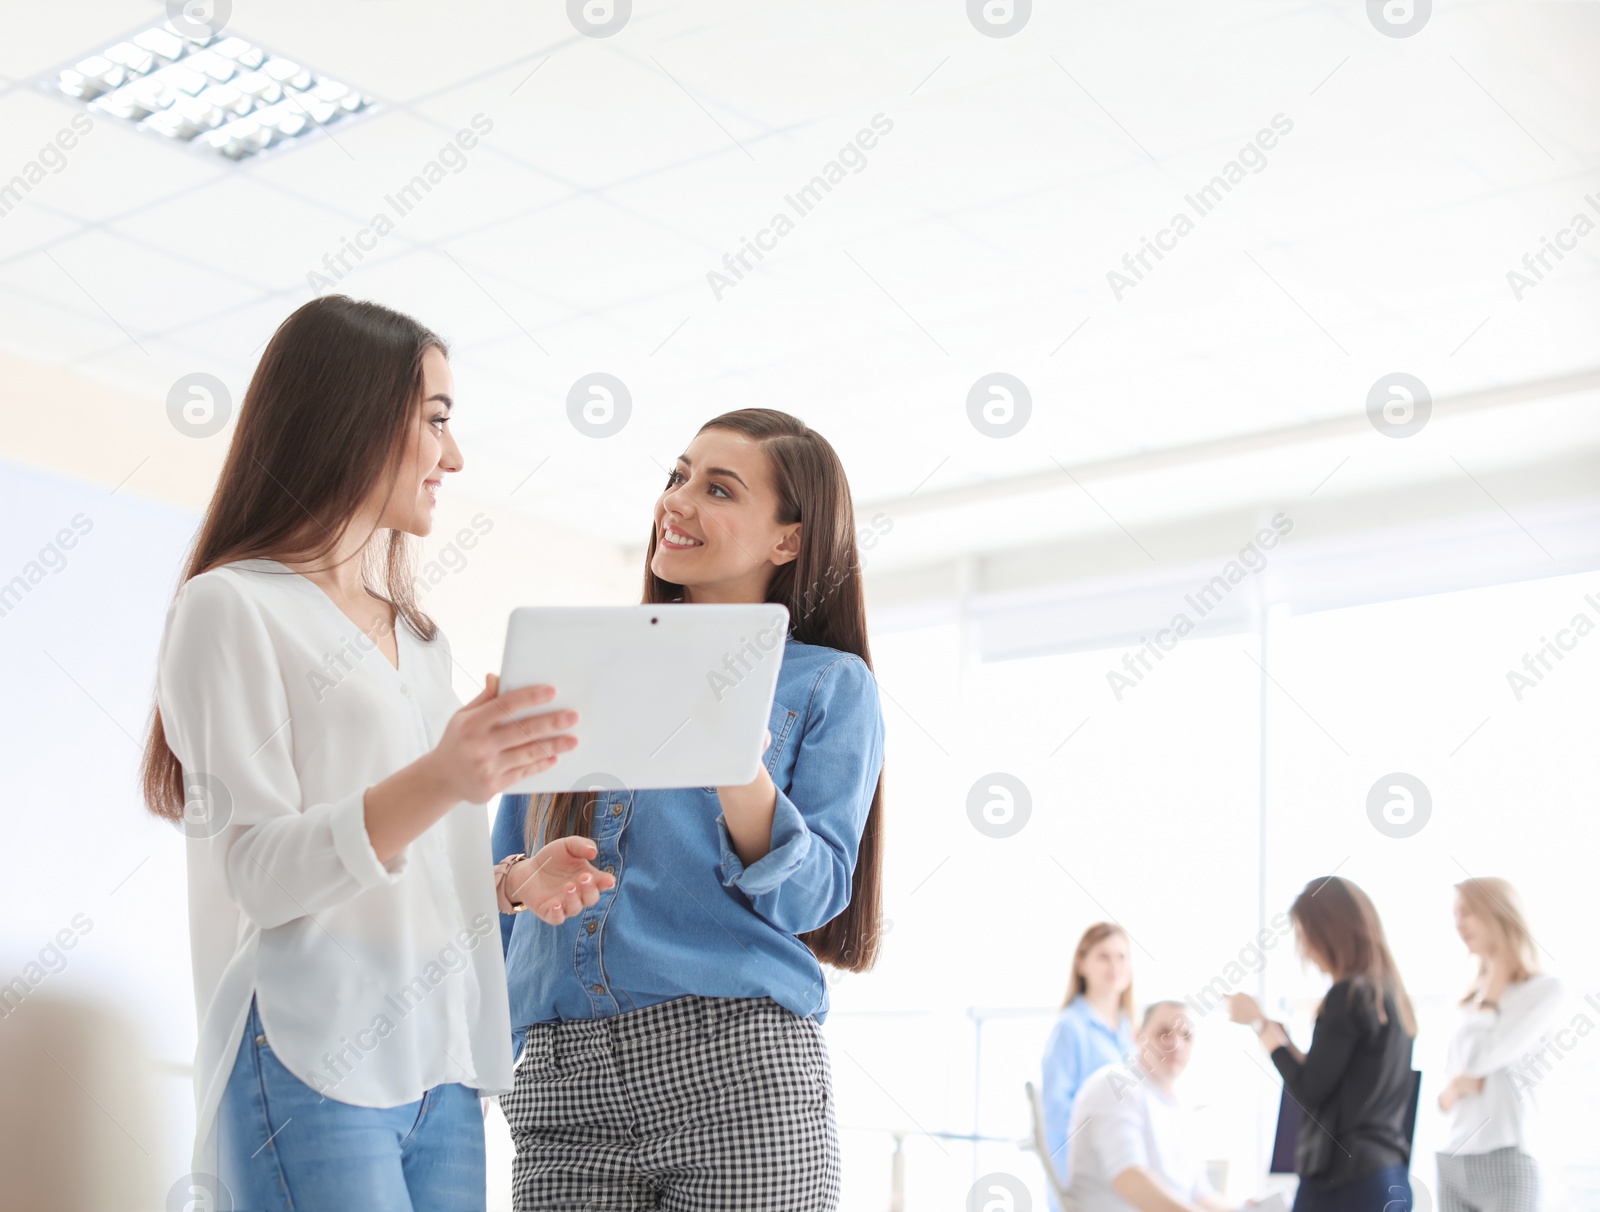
top-left (1063, 1000), bottom-right (1242, 1212)
top-left (1230, 877), bottom-right (1416, 1212)
top-left (1435, 877), bottom-right (1563, 1212)
top-left (1041, 921), bottom-right (1138, 1201)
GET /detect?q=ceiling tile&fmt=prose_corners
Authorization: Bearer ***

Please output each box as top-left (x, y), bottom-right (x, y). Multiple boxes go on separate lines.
top-left (108, 174), bottom-right (382, 293)
top-left (0, 89), bottom-right (225, 224)
top-left (0, 228), bottom-right (263, 340)
top-left (0, 0), bottom-right (1593, 551)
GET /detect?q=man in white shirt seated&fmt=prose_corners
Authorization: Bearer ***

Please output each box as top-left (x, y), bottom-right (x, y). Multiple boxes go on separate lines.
top-left (1064, 1000), bottom-right (1239, 1212)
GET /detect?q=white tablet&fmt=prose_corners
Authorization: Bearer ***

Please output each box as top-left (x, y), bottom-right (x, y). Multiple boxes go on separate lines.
top-left (496, 603), bottom-right (790, 794)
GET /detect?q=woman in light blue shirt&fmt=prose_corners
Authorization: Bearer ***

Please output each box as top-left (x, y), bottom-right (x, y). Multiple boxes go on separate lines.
top-left (1041, 922), bottom-right (1138, 1197)
top-left (491, 408), bottom-right (886, 1212)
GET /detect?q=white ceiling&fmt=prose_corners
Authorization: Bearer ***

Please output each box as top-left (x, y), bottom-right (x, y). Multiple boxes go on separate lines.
top-left (1, 0), bottom-right (1597, 549)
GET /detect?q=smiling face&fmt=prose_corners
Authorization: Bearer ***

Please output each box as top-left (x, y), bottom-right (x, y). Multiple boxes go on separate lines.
top-left (1137, 1004), bottom-right (1195, 1087)
top-left (375, 345), bottom-right (460, 538)
top-left (649, 426), bottom-right (802, 604)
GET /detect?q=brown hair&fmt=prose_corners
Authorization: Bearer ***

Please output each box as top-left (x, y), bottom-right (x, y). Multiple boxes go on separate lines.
top-left (141, 295), bottom-right (446, 819)
top-left (1455, 877), bottom-right (1540, 1004)
top-left (1061, 922), bottom-right (1136, 1021)
top-left (1290, 876), bottom-right (1416, 1036)
top-left (526, 408), bottom-right (886, 972)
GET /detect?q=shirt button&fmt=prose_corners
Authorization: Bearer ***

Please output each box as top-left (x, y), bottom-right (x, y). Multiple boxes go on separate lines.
top-left (609, 803), bottom-right (622, 817)
top-left (591, 984), bottom-right (604, 995)
top-left (602, 865), bottom-right (615, 875)
top-left (585, 920), bottom-right (597, 935)
top-left (254, 1034), bottom-right (267, 1046)
top-left (400, 684), bottom-right (411, 696)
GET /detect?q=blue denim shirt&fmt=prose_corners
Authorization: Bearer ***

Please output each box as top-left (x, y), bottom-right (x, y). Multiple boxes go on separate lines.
top-left (1041, 996), bottom-right (1136, 1189)
top-left (492, 638), bottom-right (885, 1046)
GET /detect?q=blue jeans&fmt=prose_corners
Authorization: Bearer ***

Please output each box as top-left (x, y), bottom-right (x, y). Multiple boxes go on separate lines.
top-left (1292, 1165), bottom-right (1412, 1212)
top-left (218, 998), bottom-right (485, 1212)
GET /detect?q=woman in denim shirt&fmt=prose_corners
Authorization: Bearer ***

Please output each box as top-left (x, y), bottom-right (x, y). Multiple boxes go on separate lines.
top-left (492, 408), bottom-right (887, 1211)
top-left (1040, 921), bottom-right (1137, 1203)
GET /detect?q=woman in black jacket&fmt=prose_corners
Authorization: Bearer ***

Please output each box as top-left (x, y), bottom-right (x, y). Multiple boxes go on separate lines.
top-left (1231, 877), bottom-right (1417, 1211)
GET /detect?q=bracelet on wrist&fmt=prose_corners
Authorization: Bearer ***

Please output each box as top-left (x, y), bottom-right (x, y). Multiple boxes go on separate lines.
top-left (495, 853), bottom-right (529, 914)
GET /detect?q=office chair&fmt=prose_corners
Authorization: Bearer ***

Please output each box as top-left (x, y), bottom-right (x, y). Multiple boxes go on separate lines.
top-left (1023, 1080), bottom-right (1076, 1210)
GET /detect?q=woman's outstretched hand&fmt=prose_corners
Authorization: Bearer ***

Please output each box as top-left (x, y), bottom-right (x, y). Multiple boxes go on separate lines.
top-left (1226, 992), bottom-right (1264, 1024)
top-left (504, 836), bottom-right (617, 926)
top-left (1226, 992), bottom-right (1290, 1051)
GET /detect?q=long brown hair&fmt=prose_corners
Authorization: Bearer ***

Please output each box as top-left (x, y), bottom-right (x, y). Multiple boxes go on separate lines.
top-left (527, 408), bottom-right (886, 971)
top-left (141, 295), bottom-right (446, 819)
top-left (1060, 922), bottom-right (1136, 1020)
top-left (1291, 876), bottom-right (1416, 1036)
top-left (1455, 877), bottom-right (1540, 1004)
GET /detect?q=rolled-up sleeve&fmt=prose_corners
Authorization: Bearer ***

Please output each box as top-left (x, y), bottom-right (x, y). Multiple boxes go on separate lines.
top-left (159, 573), bottom-right (407, 930)
top-left (1087, 1079), bottom-right (1149, 1179)
top-left (715, 655), bottom-right (884, 935)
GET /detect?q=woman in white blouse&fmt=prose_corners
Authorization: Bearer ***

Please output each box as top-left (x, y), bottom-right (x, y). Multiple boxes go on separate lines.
top-left (142, 296), bottom-right (613, 1211)
top-left (1436, 877), bottom-right (1564, 1212)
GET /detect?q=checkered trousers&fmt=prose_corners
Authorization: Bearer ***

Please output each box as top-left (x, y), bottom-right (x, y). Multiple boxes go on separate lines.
top-left (501, 995), bottom-right (841, 1211)
top-left (1436, 1148), bottom-right (1541, 1212)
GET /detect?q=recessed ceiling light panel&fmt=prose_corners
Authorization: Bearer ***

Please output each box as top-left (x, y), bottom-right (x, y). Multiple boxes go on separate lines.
top-left (43, 21), bottom-right (377, 161)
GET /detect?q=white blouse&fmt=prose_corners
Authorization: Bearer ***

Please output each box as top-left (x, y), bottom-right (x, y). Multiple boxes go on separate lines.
top-left (1442, 973), bottom-right (1565, 1155)
top-left (157, 558), bottom-right (513, 1168)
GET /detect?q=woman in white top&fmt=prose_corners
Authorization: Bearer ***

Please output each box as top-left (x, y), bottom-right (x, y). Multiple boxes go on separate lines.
top-left (143, 296), bottom-right (614, 1211)
top-left (1436, 877), bottom-right (1564, 1212)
